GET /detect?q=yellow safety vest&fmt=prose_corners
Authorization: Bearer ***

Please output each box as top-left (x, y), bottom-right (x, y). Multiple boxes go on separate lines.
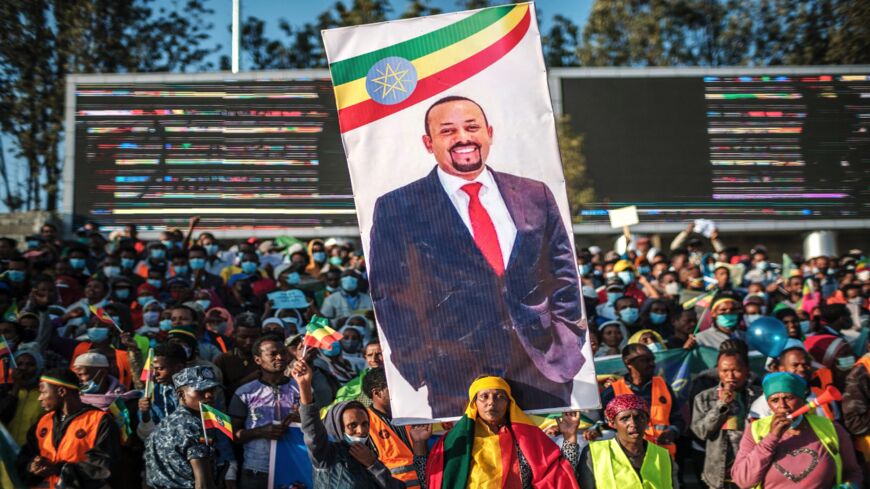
top-left (589, 438), bottom-right (672, 489)
top-left (750, 413), bottom-right (842, 489)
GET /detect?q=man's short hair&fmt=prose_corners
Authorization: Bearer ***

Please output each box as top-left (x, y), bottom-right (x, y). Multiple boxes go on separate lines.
top-left (154, 343), bottom-right (188, 365)
top-left (362, 366), bottom-right (388, 398)
top-left (622, 343), bottom-right (652, 363)
top-left (252, 333), bottom-right (285, 357)
top-left (717, 348), bottom-right (748, 367)
top-left (423, 95), bottom-right (489, 138)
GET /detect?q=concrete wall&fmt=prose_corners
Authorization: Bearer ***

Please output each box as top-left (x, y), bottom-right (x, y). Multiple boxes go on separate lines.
top-left (0, 211), bottom-right (58, 243)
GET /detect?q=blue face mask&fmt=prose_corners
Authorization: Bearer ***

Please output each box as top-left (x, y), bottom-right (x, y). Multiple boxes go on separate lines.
top-left (196, 299), bottom-right (211, 311)
top-left (189, 258), bottom-right (206, 271)
top-left (650, 312), bottom-right (668, 325)
top-left (285, 272), bottom-right (301, 286)
top-left (143, 311), bottom-right (160, 326)
top-left (150, 249), bottom-right (165, 260)
top-left (26, 240), bottom-right (40, 250)
top-left (114, 288), bottom-right (130, 300)
top-left (6, 270), bottom-right (26, 283)
top-left (836, 356), bottom-right (856, 371)
top-left (579, 263), bottom-right (593, 276)
top-left (161, 240), bottom-right (175, 249)
top-left (343, 433), bottom-right (369, 445)
top-left (103, 266), bottom-right (121, 278)
top-left (241, 261), bottom-right (258, 274)
top-left (174, 265), bottom-right (189, 275)
top-left (80, 379), bottom-right (102, 394)
top-left (329, 256), bottom-right (343, 267)
top-left (323, 341), bottom-right (343, 357)
top-left (138, 296), bottom-right (155, 307)
top-left (638, 266), bottom-right (651, 276)
top-left (619, 307), bottom-right (639, 325)
top-left (87, 327), bottom-right (110, 343)
top-left (618, 271), bottom-right (635, 286)
top-left (800, 320), bottom-right (811, 335)
top-left (340, 276), bottom-right (358, 292)
top-left (120, 257), bottom-right (135, 269)
top-left (147, 279), bottom-right (162, 289)
top-left (204, 244), bottom-right (219, 256)
top-left (647, 342), bottom-right (664, 353)
top-left (606, 292), bottom-right (622, 305)
top-left (716, 314), bottom-right (740, 330)
top-left (312, 251), bottom-right (326, 263)
top-left (744, 314), bottom-right (762, 326)
top-left (70, 258), bottom-right (86, 270)
top-left (159, 319), bottom-right (173, 331)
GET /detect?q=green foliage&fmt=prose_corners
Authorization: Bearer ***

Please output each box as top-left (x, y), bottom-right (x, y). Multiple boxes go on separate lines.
top-left (556, 116), bottom-right (595, 221)
top-left (401, 0), bottom-right (444, 19)
top-left (543, 15), bottom-right (580, 67)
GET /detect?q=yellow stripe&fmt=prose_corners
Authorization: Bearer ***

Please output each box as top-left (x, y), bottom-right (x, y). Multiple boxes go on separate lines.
top-left (333, 4), bottom-right (528, 109)
top-left (202, 411), bottom-right (231, 426)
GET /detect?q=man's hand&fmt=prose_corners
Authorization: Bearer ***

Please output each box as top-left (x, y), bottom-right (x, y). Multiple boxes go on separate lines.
top-left (557, 412), bottom-right (581, 444)
top-left (119, 332), bottom-right (138, 350)
top-left (685, 222), bottom-right (695, 234)
top-left (769, 413), bottom-right (792, 440)
top-left (290, 361), bottom-right (314, 405)
top-left (348, 444), bottom-right (377, 468)
top-left (656, 429), bottom-right (677, 446)
top-left (717, 385), bottom-right (735, 404)
top-left (138, 397), bottom-right (151, 414)
top-left (710, 229), bottom-right (719, 241)
top-left (409, 424), bottom-right (432, 456)
top-left (583, 427), bottom-right (601, 441)
top-left (258, 423), bottom-right (287, 440)
top-left (189, 216), bottom-right (201, 228)
top-left (682, 334), bottom-right (697, 350)
top-left (29, 456), bottom-right (60, 477)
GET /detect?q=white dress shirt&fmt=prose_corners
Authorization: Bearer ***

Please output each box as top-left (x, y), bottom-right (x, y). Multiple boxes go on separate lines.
top-left (436, 167), bottom-right (517, 267)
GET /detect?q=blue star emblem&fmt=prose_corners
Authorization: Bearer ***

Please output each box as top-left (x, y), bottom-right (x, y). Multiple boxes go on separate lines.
top-left (365, 56), bottom-right (418, 105)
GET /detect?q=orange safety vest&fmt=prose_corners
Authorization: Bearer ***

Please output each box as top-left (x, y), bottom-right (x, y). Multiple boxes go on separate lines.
top-left (71, 343), bottom-right (133, 390)
top-left (612, 376), bottom-right (676, 457)
top-left (853, 356), bottom-right (870, 464)
top-left (367, 408), bottom-right (420, 488)
top-left (811, 367), bottom-right (836, 420)
top-left (32, 409), bottom-right (109, 489)
top-left (0, 358), bottom-right (12, 384)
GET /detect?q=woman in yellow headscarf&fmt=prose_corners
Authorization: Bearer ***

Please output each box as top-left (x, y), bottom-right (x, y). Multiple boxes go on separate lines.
top-left (627, 329), bottom-right (667, 353)
top-left (409, 375), bottom-right (581, 489)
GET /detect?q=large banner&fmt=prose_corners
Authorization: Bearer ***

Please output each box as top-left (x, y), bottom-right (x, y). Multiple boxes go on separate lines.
top-left (322, 3), bottom-right (598, 421)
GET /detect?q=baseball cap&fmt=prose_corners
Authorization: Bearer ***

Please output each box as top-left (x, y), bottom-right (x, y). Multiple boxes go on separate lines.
top-left (172, 366), bottom-right (220, 391)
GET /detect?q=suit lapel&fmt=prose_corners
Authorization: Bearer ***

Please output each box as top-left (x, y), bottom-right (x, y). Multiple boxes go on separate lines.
top-left (491, 169), bottom-right (526, 271)
top-left (420, 169), bottom-right (481, 258)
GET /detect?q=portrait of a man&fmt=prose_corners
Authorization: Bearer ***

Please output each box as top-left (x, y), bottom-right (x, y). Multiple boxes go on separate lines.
top-left (369, 95), bottom-right (587, 417)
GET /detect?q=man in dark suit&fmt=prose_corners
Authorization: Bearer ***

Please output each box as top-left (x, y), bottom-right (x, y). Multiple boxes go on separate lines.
top-left (369, 96), bottom-right (586, 417)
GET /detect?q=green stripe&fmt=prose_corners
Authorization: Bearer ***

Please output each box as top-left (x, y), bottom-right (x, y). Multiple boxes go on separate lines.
top-left (329, 5), bottom-right (514, 86)
top-left (440, 415), bottom-right (474, 489)
top-left (203, 403), bottom-right (231, 422)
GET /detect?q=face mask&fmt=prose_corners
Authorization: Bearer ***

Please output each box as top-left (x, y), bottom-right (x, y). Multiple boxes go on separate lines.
top-left (647, 342), bottom-right (663, 353)
top-left (135, 325), bottom-right (159, 337)
top-left (70, 258), bottom-right (86, 270)
top-left (150, 249), bottom-right (166, 260)
top-left (329, 256), bottom-right (343, 267)
top-left (159, 319), bottom-right (173, 331)
top-left (196, 299), bottom-right (211, 311)
top-left (619, 307), bottom-right (639, 325)
top-left (340, 276), bottom-right (358, 292)
top-left (285, 272), bottom-right (301, 286)
top-left (6, 270), bottom-right (26, 283)
top-left (210, 321), bottom-right (228, 335)
top-left (114, 288), bottom-right (130, 300)
top-left (147, 279), bottom-right (162, 289)
top-left (664, 282), bottom-right (680, 295)
top-left (80, 379), bottom-right (101, 394)
top-left (326, 285), bottom-right (339, 293)
top-left (26, 240), bottom-right (39, 249)
top-left (341, 338), bottom-right (362, 354)
top-left (205, 244), bottom-right (219, 256)
top-left (579, 263), bottom-right (592, 276)
top-left (241, 261), bottom-right (258, 274)
top-left (650, 312), bottom-right (667, 325)
top-left (755, 260), bottom-right (768, 270)
top-left (121, 257), bottom-right (135, 269)
top-left (618, 271), bottom-right (635, 286)
top-left (143, 311), bottom-right (161, 326)
top-left (716, 314), bottom-right (740, 330)
top-left (161, 240), bottom-right (175, 249)
top-left (848, 297), bottom-right (863, 305)
top-left (606, 292), bottom-right (622, 305)
top-left (638, 266), bottom-right (651, 276)
top-left (343, 433), bottom-right (369, 445)
top-left (323, 342), bottom-right (343, 357)
top-left (312, 251), bottom-right (326, 263)
top-left (174, 265), bottom-right (189, 275)
top-left (189, 258), bottom-right (206, 271)
top-left (800, 320), bottom-right (811, 335)
top-left (836, 356), bottom-right (856, 370)
top-left (744, 314), bottom-right (762, 326)
top-left (87, 327), bottom-right (110, 343)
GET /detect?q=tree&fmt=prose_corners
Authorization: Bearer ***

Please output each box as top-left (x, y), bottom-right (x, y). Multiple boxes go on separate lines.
top-left (543, 15), bottom-right (580, 67)
top-left (0, 0), bottom-right (219, 211)
top-left (556, 116), bottom-right (595, 222)
top-left (401, 0), bottom-right (443, 19)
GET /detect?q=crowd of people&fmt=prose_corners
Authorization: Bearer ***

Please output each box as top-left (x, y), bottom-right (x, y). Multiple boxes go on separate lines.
top-left (0, 218), bottom-right (867, 488)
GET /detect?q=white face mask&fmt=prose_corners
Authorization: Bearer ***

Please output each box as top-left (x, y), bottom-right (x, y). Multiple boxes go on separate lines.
top-left (343, 433), bottom-right (368, 445)
top-left (664, 282), bottom-right (680, 295)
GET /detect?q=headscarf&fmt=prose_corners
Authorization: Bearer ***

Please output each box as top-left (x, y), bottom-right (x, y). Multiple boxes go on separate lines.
top-left (425, 376), bottom-right (580, 489)
top-left (605, 394), bottom-right (650, 425)
top-left (627, 329), bottom-right (666, 348)
top-left (762, 372), bottom-right (808, 398)
top-left (803, 334), bottom-right (846, 367)
top-left (323, 400), bottom-right (368, 443)
top-left (205, 307), bottom-right (234, 337)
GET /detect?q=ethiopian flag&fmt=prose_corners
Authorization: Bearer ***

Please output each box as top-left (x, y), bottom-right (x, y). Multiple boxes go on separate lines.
top-left (107, 397), bottom-right (132, 444)
top-left (325, 3), bottom-right (532, 133)
top-left (201, 403), bottom-right (233, 440)
top-left (303, 315), bottom-right (343, 350)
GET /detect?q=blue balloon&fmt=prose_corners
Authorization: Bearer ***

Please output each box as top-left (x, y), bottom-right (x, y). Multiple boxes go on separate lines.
top-left (746, 316), bottom-right (789, 358)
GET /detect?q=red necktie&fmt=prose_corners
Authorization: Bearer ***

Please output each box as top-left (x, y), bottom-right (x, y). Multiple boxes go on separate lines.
top-left (461, 182), bottom-right (504, 276)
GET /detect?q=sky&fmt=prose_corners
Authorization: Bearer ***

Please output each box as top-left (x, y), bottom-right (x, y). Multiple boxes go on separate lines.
top-left (0, 0), bottom-right (594, 212)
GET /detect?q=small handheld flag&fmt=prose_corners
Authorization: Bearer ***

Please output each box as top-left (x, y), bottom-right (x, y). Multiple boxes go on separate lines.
top-left (0, 335), bottom-right (15, 369)
top-left (2, 301), bottom-right (17, 322)
top-left (107, 397), bottom-right (132, 444)
top-left (302, 316), bottom-right (343, 350)
top-left (141, 348), bottom-right (154, 397)
top-left (201, 402), bottom-right (233, 440)
top-left (89, 305), bottom-right (124, 333)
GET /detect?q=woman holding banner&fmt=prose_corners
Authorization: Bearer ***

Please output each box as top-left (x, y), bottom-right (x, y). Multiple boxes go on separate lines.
top-left (731, 372), bottom-right (863, 489)
top-left (410, 375), bottom-right (581, 489)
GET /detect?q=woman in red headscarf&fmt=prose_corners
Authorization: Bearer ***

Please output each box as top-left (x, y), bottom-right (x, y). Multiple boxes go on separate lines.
top-left (410, 375), bottom-right (581, 489)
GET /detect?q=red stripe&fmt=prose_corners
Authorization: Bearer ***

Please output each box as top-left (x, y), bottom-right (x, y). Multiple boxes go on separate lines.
top-left (337, 8), bottom-right (531, 133)
top-left (204, 418), bottom-right (234, 439)
top-left (499, 428), bottom-right (522, 489)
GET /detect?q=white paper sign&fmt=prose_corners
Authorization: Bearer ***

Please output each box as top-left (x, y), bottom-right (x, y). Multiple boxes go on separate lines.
top-left (608, 205), bottom-right (639, 228)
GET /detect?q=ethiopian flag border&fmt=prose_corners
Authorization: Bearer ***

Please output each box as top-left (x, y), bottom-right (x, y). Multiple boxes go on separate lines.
top-left (327, 3), bottom-right (532, 133)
